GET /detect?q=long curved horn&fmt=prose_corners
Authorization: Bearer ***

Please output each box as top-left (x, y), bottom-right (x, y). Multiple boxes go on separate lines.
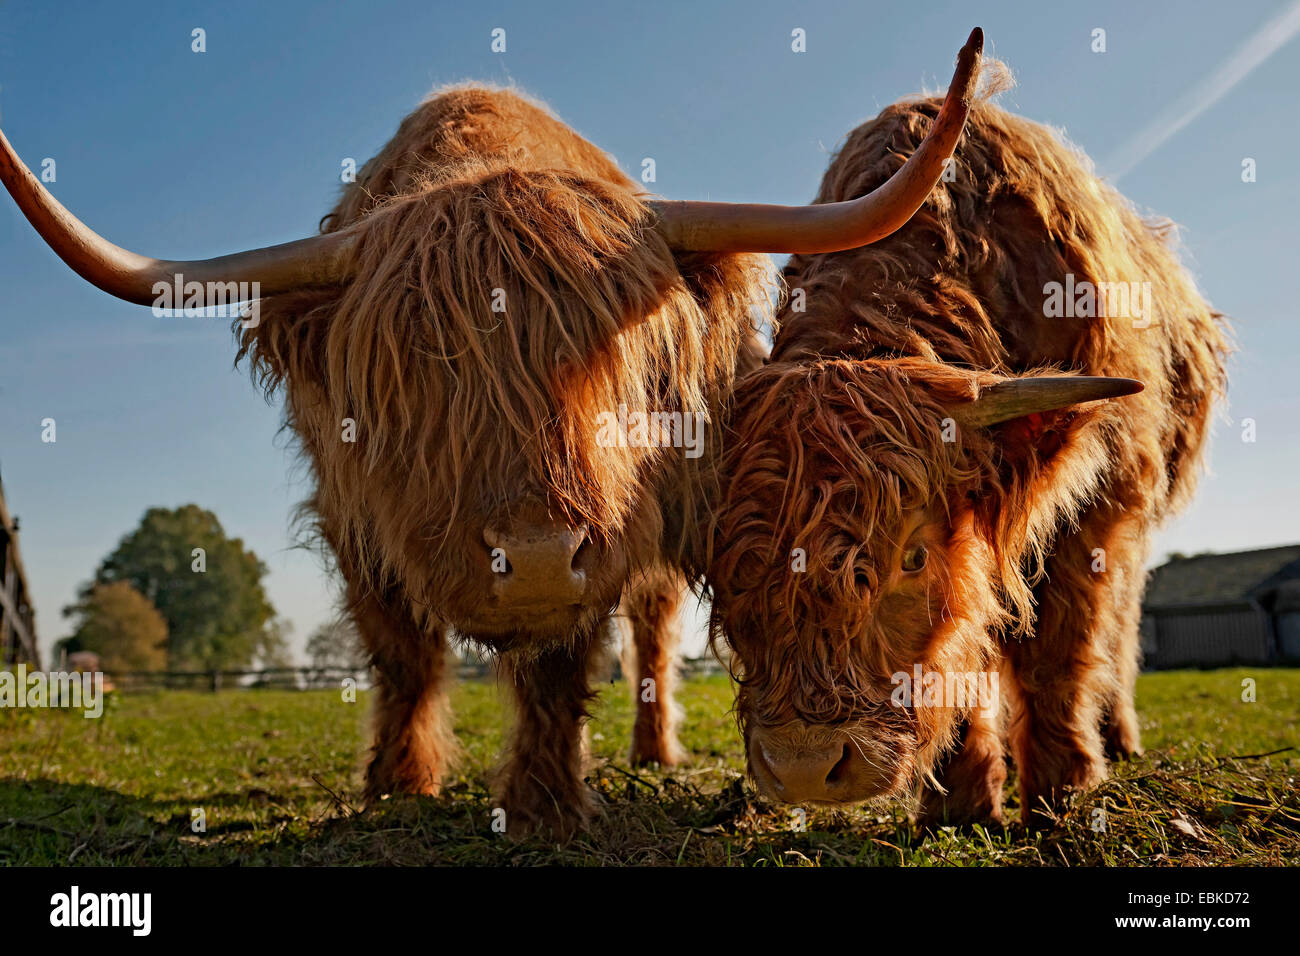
top-left (2, 28), bottom-right (981, 304)
top-left (649, 27), bottom-right (984, 254)
top-left (0, 127), bottom-right (354, 305)
top-left (954, 376), bottom-right (1144, 427)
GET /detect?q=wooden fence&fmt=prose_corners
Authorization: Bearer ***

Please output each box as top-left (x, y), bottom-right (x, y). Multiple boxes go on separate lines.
top-left (0, 474), bottom-right (40, 670)
top-left (100, 655), bottom-right (727, 692)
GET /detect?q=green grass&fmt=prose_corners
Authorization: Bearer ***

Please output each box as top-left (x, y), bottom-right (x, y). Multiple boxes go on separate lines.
top-left (1, 669), bottom-right (1296, 865)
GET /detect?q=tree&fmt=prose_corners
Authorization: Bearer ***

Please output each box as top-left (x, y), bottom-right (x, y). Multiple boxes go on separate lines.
top-left (252, 617), bottom-right (299, 688)
top-left (257, 617), bottom-right (296, 670)
top-left (92, 505), bottom-right (277, 670)
top-left (305, 616), bottom-right (367, 671)
top-left (58, 581), bottom-right (168, 672)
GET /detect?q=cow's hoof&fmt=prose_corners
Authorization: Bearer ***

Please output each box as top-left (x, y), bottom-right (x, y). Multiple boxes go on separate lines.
top-left (1104, 720), bottom-right (1143, 761)
top-left (502, 802), bottom-right (594, 841)
top-left (494, 782), bottom-right (600, 841)
top-left (629, 742), bottom-right (682, 768)
top-left (1018, 781), bottom-right (1096, 830)
top-left (917, 794), bottom-right (1003, 831)
top-left (917, 776), bottom-right (1004, 830)
top-left (362, 776), bottom-right (442, 807)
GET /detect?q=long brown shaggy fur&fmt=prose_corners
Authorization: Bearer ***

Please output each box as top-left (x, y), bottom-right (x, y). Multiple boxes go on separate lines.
top-left (235, 85), bottom-right (772, 835)
top-left (705, 65), bottom-right (1229, 825)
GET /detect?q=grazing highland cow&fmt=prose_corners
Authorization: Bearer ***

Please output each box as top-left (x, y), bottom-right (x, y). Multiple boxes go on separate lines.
top-left (705, 62), bottom-right (1229, 826)
top-left (0, 32), bottom-right (980, 835)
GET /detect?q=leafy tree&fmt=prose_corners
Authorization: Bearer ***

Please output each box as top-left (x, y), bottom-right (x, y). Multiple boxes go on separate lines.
top-left (92, 505), bottom-right (276, 670)
top-left (57, 581), bottom-right (168, 672)
top-left (305, 616), bottom-right (367, 671)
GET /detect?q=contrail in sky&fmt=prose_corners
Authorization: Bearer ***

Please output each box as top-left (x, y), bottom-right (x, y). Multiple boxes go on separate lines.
top-left (1105, 0), bottom-right (1300, 181)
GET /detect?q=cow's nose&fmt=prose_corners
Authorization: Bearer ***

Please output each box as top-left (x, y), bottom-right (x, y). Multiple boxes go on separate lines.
top-left (749, 725), bottom-right (886, 804)
top-left (482, 519), bottom-right (591, 608)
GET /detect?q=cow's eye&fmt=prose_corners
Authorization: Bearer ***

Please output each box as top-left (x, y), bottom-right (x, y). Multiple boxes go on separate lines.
top-left (901, 544), bottom-right (928, 573)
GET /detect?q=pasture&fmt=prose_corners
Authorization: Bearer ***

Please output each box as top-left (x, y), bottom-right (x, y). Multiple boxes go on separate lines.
top-left (0, 669), bottom-right (1295, 866)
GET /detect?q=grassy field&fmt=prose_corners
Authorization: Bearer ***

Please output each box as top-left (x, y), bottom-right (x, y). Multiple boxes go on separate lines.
top-left (1, 668), bottom-right (1296, 866)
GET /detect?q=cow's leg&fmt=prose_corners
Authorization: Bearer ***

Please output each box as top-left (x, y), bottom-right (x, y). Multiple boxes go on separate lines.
top-left (1104, 668), bottom-right (1143, 759)
top-left (1103, 523), bottom-right (1147, 759)
top-left (1005, 503), bottom-right (1144, 825)
top-left (496, 634), bottom-right (599, 838)
top-left (623, 572), bottom-right (685, 766)
top-left (353, 589), bottom-right (456, 800)
top-left (917, 695), bottom-right (1006, 827)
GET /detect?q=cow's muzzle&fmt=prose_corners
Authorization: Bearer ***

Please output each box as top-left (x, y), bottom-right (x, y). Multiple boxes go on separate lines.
top-left (482, 511), bottom-right (595, 611)
top-left (748, 722), bottom-right (906, 805)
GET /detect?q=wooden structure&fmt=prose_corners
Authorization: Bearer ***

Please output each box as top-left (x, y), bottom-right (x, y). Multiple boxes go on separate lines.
top-left (0, 472), bottom-right (40, 669)
top-left (1140, 545), bottom-right (1300, 669)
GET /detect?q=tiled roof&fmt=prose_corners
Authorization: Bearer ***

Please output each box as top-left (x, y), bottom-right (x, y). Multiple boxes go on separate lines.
top-left (1143, 545), bottom-right (1300, 609)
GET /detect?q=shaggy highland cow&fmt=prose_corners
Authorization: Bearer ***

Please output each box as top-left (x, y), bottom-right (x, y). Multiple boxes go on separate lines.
top-left (704, 62), bottom-right (1229, 826)
top-left (0, 33), bottom-right (980, 835)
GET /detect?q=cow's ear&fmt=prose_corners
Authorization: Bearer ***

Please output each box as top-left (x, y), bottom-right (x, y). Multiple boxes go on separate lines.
top-left (952, 375), bottom-right (1145, 614)
top-left (954, 375), bottom-right (1143, 476)
top-left (951, 374), bottom-right (1144, 473)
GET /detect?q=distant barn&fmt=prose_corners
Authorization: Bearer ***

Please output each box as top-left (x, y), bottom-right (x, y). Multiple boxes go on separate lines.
top-left (0, 471), bottom-right (40, 669)
top-left (1140, 546), bottom-right (1300, 669)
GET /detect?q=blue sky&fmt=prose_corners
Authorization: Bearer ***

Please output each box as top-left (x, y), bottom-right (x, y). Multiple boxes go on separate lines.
top-left (2, 0), bottom-right (1298, 663)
